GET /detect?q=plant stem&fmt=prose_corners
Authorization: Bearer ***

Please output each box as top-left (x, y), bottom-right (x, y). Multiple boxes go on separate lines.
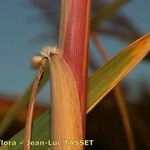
top-left (92, 32), bottom-right (136, 150)
top-left (23, 58), bottom-right (47, 150)
top-left (58, 0), bottom-right (91, 135)
top-left (0, 66), bottom-right (49, 138)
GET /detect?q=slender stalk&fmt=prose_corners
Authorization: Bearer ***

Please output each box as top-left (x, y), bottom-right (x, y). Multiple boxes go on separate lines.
top-left (58, 0), bottom-right (91, 135)
top-left (0, 67), bottom-right (49, 138)
top-left (23, 58), bottom-right (47, 150)
top-left (92, 32), bottom-right (136, 150)
top-left (113, 87), bottom-right (136, 150)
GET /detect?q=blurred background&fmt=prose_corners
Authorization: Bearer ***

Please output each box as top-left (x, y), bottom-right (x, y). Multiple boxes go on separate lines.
top-left (0, 0), bottom-right (150, 149)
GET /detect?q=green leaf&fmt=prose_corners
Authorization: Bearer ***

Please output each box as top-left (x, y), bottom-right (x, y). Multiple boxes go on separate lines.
top-left (1, 34), bottom-right (150, 150)
top-left (87, 34), bottom-right (150, 112)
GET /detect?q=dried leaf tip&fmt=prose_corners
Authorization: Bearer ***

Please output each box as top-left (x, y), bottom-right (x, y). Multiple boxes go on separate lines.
top-left (31, 46), bottom-right (59, 69)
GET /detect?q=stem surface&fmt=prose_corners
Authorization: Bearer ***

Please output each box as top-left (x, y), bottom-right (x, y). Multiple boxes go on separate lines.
top-left (59, 0), bottom-right (91, 134)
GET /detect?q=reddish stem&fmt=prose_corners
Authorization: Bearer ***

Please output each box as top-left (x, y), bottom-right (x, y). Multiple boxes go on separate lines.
top-left (59, 0), bottom-right (91, 135)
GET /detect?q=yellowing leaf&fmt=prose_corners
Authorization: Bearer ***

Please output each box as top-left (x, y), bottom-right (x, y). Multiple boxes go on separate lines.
top-left (87, 34), bottom-right (150, 112)
top-left (49, 55), bottom-right (83, 150)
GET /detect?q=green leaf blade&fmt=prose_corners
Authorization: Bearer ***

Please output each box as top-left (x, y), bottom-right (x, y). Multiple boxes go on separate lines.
top-left (87, 34), bottom-right (150, 112)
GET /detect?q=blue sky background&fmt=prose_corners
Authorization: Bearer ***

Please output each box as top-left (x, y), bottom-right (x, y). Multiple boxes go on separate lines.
top-left (0, 0), bottom-right (150, 104)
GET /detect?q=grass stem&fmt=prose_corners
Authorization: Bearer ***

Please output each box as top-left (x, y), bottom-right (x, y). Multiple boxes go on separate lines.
top-left (23, 58), bottom-right (47, 150)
